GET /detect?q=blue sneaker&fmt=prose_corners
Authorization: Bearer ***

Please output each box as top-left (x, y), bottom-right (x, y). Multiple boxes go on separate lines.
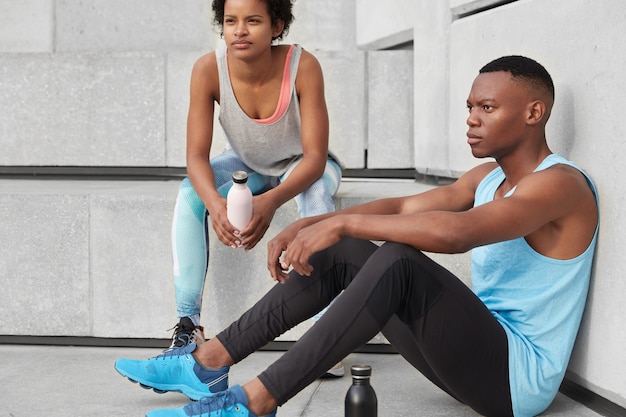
top-left (146, 385), bottom-right (277, 417)
top-left (114, 343), bottom-right (229, 400)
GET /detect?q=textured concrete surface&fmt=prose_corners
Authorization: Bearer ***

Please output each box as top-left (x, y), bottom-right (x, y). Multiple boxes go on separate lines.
top-left (367, 50), bottom-right (414, 169)
top-left (1, 344), bottom-right (602, 417)
top-left (2, 179), bottom-right (471, 342)
top-left (0, 52), bottom-right (166, 166)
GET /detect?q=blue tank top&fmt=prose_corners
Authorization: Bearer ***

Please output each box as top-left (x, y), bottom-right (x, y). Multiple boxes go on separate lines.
top-left (472, 154), bottom-right (599, 417)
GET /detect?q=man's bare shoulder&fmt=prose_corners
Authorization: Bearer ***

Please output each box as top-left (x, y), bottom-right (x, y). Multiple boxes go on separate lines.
top-left (514, 163), bottom-right (597, 258)
top-left (510, 163), bottom-right (596, 221)
top-left (454, 162), bottom-right (500, 190)
top-left (519, 163), bottom-right (594, 198)
top-left (422, 162), bottom-right (499, 212)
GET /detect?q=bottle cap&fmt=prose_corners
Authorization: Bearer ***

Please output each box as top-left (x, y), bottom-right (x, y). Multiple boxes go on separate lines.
top-left (350, 365), bottom-right (372, 378)
top-left (232, 170), bottom-right (248, 184)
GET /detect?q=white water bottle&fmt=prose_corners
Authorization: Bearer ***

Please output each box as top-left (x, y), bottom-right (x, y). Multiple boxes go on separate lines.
top-left (227, 171), bottom-right (253, 231)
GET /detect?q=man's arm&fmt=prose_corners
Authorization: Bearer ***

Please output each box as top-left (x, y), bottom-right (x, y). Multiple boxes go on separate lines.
top-left (271, 162), bottom-right (597, 280)
top-left (267, 162), bottom-right (492, 281)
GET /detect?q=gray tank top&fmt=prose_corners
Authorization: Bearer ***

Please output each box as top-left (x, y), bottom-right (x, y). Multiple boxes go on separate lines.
top-left (216, 45), bottom-right (304, 176)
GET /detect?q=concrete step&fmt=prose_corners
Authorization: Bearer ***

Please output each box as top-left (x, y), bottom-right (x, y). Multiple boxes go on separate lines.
top-left (0, 178), bottom-right (470, 341)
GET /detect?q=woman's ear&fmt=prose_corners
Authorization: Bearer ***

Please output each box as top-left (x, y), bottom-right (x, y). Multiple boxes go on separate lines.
top-left (272, 20), bottom-right (285, 39)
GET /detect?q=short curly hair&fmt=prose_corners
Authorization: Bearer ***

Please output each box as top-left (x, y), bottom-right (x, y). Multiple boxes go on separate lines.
top-left (211, 0), bottom-right (295, 41)
top-left (480, 55), bottom-right (555, 101)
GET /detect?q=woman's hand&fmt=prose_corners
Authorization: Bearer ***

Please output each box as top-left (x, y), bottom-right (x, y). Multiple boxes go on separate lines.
top-left (236, 193), bottom-right (279, 251)
top-left (206, 197), bottom-right (242, 248)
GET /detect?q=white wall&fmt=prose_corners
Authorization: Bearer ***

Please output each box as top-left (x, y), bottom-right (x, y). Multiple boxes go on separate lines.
top-left (413, 0), bottom-right (626, 408)
top-left (356, 0), bottom-right (415, 49)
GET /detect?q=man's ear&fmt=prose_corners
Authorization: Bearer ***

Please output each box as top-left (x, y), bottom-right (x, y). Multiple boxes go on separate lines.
top-left (527, 100), bottom-right (547, 125)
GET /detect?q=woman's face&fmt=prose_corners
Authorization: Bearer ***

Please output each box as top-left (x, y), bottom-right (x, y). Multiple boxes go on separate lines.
top-left (223, 0), bottom-right (283, 55)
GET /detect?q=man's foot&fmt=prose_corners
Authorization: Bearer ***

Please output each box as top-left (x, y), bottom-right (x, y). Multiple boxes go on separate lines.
top-left (146, 385), bottom-right (277, 417)
top-left (168, 317), bottom-right (206, 349)
top-left (322, 361), bottom-right (345, 378)
top-left (114, 343), bottom-right (229, 400)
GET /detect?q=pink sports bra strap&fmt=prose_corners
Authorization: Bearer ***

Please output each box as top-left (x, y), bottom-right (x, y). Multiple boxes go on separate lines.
top-left (255, 44), bottom-right (296, 125)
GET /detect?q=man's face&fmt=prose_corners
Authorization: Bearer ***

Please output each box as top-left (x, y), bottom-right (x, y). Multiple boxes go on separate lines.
top-left (465, 71), bottom-right (532, 159)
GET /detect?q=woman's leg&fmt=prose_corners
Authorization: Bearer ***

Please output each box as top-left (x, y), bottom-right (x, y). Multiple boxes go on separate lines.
top-left (171, 150), bottom-right (275, 325)
top-left (171, 176), bottom-right (210, 325)
top-left (281, 157), bottom-right (342, 218)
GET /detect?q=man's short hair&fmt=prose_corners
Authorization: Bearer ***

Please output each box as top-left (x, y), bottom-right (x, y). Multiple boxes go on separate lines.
top-left (480, 55), bottom-right (555, 100)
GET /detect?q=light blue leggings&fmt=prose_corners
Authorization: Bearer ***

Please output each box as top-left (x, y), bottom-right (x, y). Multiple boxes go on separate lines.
top-left (172, 150), bottom-right (342, 325)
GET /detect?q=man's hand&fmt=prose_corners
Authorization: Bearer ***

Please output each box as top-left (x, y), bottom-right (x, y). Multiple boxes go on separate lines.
top-left (267, 221), bottom-right (302, 283)
top-left (268, 216), bottom-right (344, 283)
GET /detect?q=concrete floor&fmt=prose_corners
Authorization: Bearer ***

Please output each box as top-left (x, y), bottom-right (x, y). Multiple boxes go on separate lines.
top-left (1, 344), bottom-right (602, 416)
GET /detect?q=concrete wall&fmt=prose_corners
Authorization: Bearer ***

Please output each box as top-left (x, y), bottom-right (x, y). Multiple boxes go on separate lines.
top-left (0, 0), bottom-right (414, 170)
top-left (0, 179), bottom-right (451, 344)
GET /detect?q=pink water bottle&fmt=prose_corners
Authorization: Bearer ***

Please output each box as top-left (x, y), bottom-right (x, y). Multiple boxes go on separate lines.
top-left (227, 171), bottom-right (253, 231)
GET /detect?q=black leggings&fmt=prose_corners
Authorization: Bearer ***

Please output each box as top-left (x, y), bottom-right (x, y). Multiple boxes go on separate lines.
top-left (216, 238), bottom-right (513, 417)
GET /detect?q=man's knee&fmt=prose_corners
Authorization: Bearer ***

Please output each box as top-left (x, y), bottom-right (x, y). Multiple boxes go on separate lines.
top-left (377, 241), bottom-right (427, 263)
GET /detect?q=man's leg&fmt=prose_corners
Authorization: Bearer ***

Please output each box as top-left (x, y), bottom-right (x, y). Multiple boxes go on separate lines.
top-left (150, 238), bottom-right (468, 415)
top-left (116, 237), bottom-right (376, 408)
top-left (215, 237), bottom-right (378, 362)
top-left (380, 293), bottom-right (512, 416)
top-left (281, 157), bottom-right (345, 376)
top-left (252, 241), bottom-right (512, 416)
top-left (139, 238), bottom-right (511, 416)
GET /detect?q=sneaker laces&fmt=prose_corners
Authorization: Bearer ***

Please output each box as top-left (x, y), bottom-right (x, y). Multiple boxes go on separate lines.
top-left (167, 318), bottom-right (205, 348)
top-left (168, 321), bottom-right (194, 347)
top-left (184, 390), bottom-right (239, 414)
top-left (155, 343), bottom-right (196, 359)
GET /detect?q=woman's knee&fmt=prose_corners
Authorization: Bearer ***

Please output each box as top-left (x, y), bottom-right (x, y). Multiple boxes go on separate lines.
top-left (295, 180), bottom-right (336, 217)
top-left (180, 176), bottom-right (193, 189)
top-left (177, 177), bottom-right (206, 221)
